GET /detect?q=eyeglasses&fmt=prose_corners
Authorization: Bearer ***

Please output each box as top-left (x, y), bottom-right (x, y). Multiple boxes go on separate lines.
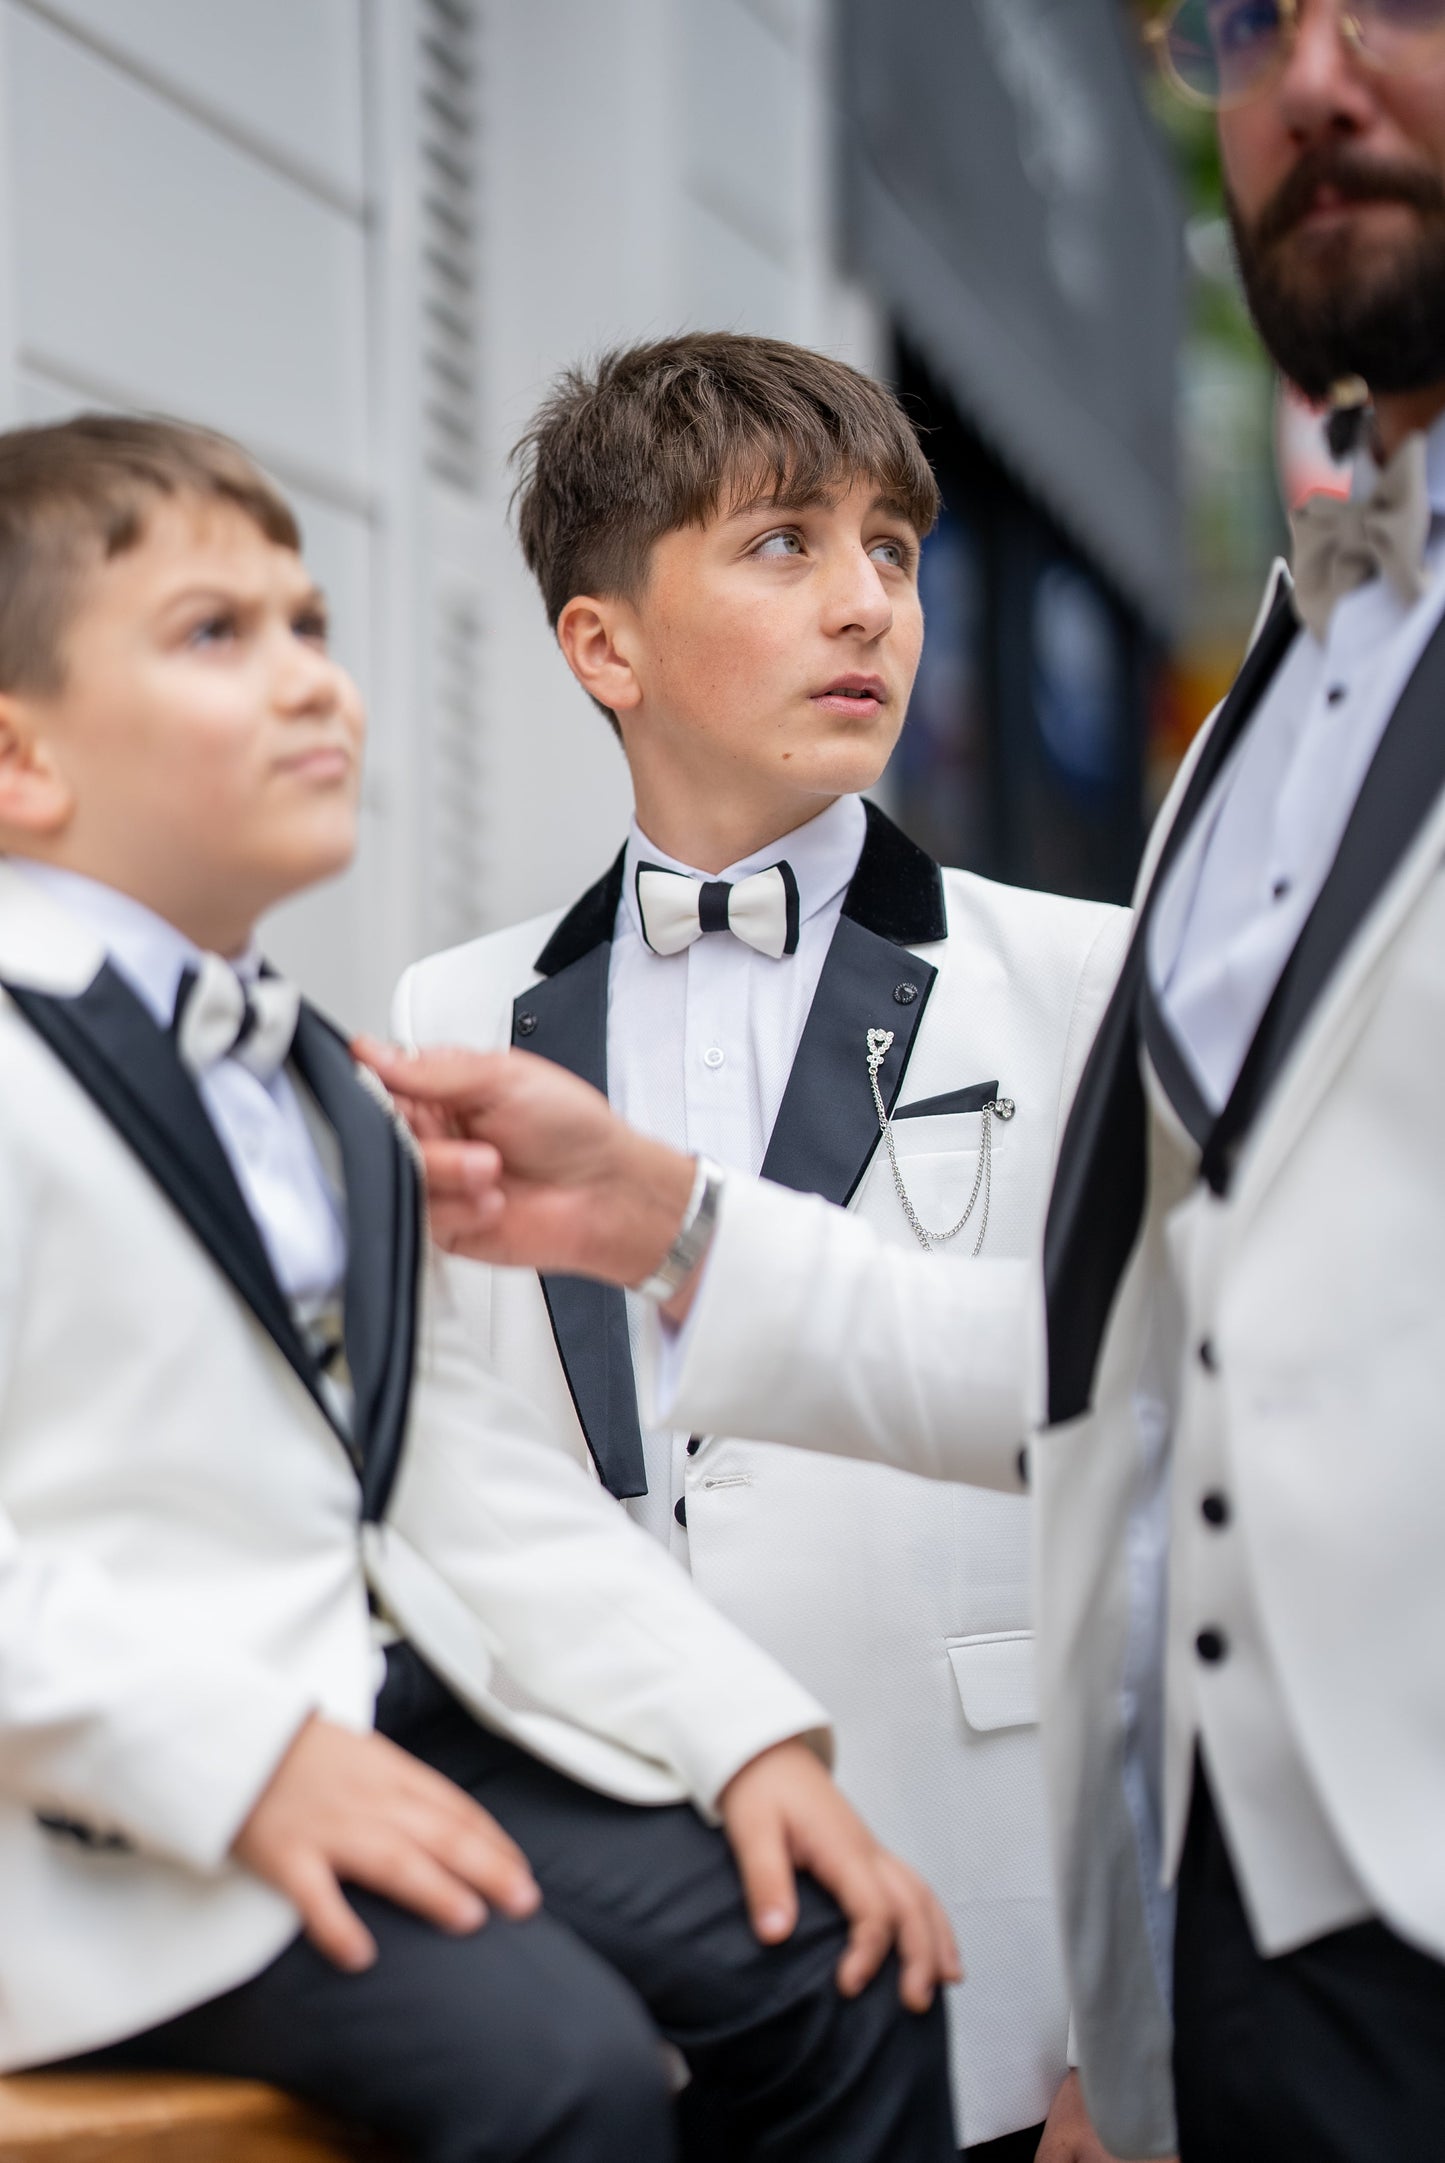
top-left (1145, 0), bottom-right (1445, 111)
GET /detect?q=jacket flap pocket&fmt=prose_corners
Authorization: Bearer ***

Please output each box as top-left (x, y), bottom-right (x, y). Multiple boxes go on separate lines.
top-left (946, 1630), bottom-right (1037, 1731)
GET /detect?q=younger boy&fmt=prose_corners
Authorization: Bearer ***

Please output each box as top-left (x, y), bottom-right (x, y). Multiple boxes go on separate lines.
top-left (0, 414), bottom-right (958, 2163)
top-left (395, 335), bottom-right (1131, 2160)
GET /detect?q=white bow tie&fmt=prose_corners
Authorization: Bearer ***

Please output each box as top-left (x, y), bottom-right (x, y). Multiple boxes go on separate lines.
top-left (172, 953), bottom-right (301, 1083)
top-left (1290, 431), bottom-right (1432, 641)
top-left (635, 859), bottom-right (801, 961)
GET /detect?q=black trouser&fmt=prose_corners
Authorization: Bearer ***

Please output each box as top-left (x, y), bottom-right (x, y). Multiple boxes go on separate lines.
top-left (73, 1643), bottom-right (955, 2163)
top-left (962, 2126), bottom-right (1044, 2161)
top-left (1173, 1765), bottom-right (1445, 2162)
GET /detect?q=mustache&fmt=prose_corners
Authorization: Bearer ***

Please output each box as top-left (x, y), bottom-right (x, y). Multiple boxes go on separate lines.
top-left (1249, 146), bottom-right (1445, 255)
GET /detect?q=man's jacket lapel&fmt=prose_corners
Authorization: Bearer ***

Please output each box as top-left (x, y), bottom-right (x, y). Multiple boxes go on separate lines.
top-left (3, 963), bottom-right (333, 1431)
top-left (290, 1005), bottom-right (422, 1519)
top-left (760, 802), bottom-right (944, 1203)
top-left (1043, 591), bottom-right (1300, 1426)
top-left (1202, 601), bottom-right (1445, 1195)
top-left (516, 850), bottom-right (648, 1500)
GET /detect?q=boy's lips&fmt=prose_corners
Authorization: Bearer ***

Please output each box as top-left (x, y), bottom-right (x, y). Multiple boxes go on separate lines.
top-left (275, 742), bottom-right (354, 784)
top-left (811, 674), bottom-right (887, 717)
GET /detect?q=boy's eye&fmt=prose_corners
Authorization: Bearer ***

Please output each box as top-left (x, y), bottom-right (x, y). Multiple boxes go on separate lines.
top-left (868, 538), bottom-right (912, 572)
top-left (753, 530), bottom-right (806, 559)
top-left (187, 612), bottom-right (238, 648)
top-left (294, 608), bottom-right (330, 647)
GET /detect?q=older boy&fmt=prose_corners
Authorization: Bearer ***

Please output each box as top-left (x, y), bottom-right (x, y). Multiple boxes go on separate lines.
top-left (0, 413), bottom-right (958, 2163)
top-left (395, 336), bottom-right (1130, 2161)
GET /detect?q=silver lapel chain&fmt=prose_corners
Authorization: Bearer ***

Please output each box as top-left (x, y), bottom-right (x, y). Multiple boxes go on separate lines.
top-left (866, 1028), bottom-right (1014, 1257)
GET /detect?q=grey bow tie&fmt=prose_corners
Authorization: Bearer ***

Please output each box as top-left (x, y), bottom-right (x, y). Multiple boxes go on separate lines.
top-left (172, 953), bottom-right (300, 1083)
top-left (1289, 431), bottom-right (1432, 642)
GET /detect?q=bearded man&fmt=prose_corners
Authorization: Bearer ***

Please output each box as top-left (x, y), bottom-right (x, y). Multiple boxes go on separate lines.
top-left (366, 6), bottom-right (1445, 2156)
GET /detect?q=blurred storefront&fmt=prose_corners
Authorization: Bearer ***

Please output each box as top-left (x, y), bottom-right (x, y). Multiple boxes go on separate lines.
top-left (844, 0), bottom-right (1185, 905)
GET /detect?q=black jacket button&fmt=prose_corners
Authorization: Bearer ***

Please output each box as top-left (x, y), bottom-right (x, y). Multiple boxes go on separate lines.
top-left (893, 981), bottom-right (918, 1006)
top-left (516, 1012), bottom-right (538, 1037)
top-left (1195, 1627), bottom-right (1228, 1664)
top-left (674, 1496), bottom-right (687, 1528)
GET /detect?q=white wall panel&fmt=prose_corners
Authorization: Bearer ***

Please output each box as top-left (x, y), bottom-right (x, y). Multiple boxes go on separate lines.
top-left (13, 0), bottom-right (365, 207)
top-left (681, 0), bottom-right (807, 272)
top-left (679, 197), bottom-right (798, 339)
top-left (8, 7), bottom-right (368, 499)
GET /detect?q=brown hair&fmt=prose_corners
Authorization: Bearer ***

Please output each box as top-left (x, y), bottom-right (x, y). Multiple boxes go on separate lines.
top-left (512, 332), bottom-right (939, 698)
top-left (0, 412), bottom-right (300, 693)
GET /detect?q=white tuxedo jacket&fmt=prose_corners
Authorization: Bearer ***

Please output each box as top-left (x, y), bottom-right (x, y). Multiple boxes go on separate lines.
top-left (651, 582), bottom-right (1445, 2156)
top-left (0, 864), bottom-right (827, 2074)
top-left (395, 803), bottom-right (1128, 2145)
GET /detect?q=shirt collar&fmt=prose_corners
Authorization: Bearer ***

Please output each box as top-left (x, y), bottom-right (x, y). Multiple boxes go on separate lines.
top-left (621, 794), bottom-right (867, 949)
top-left (7, 862), bottom-right (261, 1027)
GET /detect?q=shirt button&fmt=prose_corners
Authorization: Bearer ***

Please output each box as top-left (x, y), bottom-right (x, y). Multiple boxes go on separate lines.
top-left (674, 1495), bottom-right (687, 1528)
top-left (1201, 1491), bottom-right (1231, 1529)
top-left (1198, 1338), bottom-right (1219, 1374)
top-left (1195, 1627), bottom-right (1228, 1665)
top-left (703, 1046), bottom-right (725, 1070)
top-left (1326, 684), bottom-right (1347, 706)
top-left (1271, 878), bottom-right (1291, 902)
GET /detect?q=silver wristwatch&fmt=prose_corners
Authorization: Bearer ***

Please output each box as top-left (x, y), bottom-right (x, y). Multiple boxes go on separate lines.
top-left (632, 1156), bottom-right (725, 1303)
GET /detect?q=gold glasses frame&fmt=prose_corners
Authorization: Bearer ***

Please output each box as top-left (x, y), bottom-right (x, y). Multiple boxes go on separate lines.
top-left (1144, 0), bottom-right (1445, 112)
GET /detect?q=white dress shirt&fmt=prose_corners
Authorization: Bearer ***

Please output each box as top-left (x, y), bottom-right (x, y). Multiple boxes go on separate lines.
top-left (1139, 424), bottom-right (1445, 1956)
top-left (609, 795), bottom-right (867, 1552)
top-left (10, 863), bottom-right (346, 1310)
top-left (1151, 415), bottom-right (1445, 1109)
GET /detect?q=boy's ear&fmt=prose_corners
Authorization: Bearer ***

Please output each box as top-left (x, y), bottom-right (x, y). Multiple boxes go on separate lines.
top-left (0, 695), bottom-right (75, 842)
top-left (555, 595), bottom-right (644, 716)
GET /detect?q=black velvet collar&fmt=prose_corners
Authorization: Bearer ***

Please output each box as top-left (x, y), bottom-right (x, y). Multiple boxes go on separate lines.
top-left (533, 798), bottom-right (946, 978)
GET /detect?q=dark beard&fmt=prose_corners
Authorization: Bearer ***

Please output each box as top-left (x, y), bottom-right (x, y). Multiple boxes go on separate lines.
top-left (1228, 146), bottom-right (1445, 402)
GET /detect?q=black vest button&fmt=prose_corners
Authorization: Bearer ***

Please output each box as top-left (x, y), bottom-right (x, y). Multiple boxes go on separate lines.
top-left (516, 1011), bottom-right (538, 1037)
top-left (1198, 1338), bottom-right (1219, 1373)
top-left (1201, 1491), bottom-right (1231, 1528)
top-left (893, 981), bottom-right (918, 1006)
top-left (1195, 1627), bottom-right (1228, 1665)
top-left (674, 1496), bottom-right (687, 1528)
top-left (686, 1435), bottom-right (702, 1456)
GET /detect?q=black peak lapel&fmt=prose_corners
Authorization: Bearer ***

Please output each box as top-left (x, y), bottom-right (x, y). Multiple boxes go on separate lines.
top-left (1201, 602), bottom-right (1445, 1195)
top-left (761, 804), bottom-right (945, 1204)
top-left (1043, 591), bottom-right (1300, 1426)
top-left (513, 936), bottom-right (648, 1500)
top-left (289, 1006), bottom-right (421, 1520)
top-left (4, 964), bottom-right (335, 1437)
top-left (534, 849), bottom-right (627, 978)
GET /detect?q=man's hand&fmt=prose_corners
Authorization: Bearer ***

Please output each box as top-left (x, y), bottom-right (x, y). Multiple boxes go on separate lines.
top-left (1036, 2070), bottom-right (1152, 2163)
top-left (718, 1738), bottom-right (960, 2013)
top-left (233, 1716), bottom-right (541, 1973)
top-left (355, 1039), bottom-right (697, 1293)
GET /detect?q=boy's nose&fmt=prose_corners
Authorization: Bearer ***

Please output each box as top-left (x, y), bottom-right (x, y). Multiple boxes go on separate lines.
top-left (824, 552), bottom-right (894, 640)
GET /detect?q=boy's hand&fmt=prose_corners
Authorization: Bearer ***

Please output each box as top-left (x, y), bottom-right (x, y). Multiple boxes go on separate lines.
top-left (233, 1716), bottom-right (541, 1973)
top-left (355, 1039), bottom-right (697, 1294)
top-left (718, 1739), bottom-right (960, 2013)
